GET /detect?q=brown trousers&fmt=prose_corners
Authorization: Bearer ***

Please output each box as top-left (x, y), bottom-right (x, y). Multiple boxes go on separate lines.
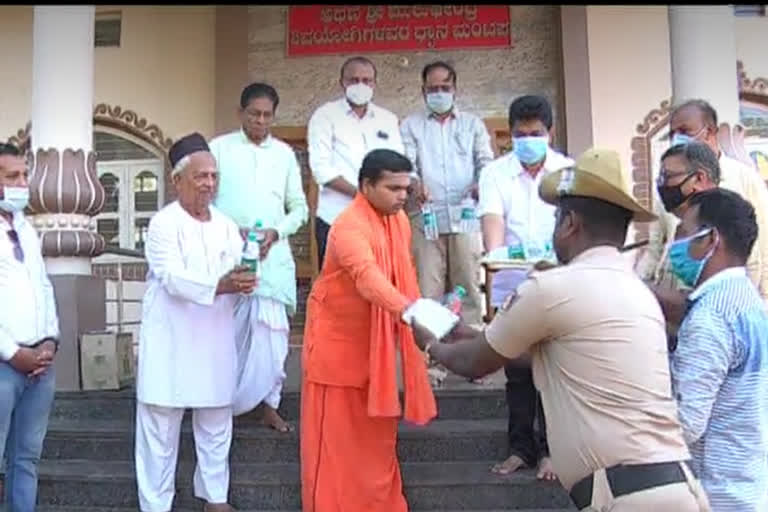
top-left (410, 219), bottom-right (483, 325)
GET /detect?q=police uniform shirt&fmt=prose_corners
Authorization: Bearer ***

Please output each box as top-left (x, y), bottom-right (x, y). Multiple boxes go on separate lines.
top-left (485, 245), bottom-right (691, 491)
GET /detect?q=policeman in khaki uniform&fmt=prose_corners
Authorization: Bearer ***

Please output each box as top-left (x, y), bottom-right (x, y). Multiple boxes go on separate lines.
top-left (412, 148), bottom-right (711, 511)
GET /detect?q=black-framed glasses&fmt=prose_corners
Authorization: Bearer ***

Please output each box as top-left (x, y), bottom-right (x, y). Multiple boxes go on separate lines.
top-left (6, 230), bottom-right (24, 263)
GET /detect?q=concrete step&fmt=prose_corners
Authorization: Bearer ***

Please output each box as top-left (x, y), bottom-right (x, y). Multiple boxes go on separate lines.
top-left (11, 460), bottom-right (574, 510)
top-left (51, 388), bottom-right (508, 422)
top-left (42, 418), bottom-right (508, 463)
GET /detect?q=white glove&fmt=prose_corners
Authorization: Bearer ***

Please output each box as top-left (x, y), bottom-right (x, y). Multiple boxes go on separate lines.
top-left (402, 298), bottom-right (459, 341)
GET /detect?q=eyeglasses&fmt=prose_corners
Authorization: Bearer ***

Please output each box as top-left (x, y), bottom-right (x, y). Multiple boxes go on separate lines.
top-left (657, 167), bottom-right (696, 188)
top-left (6, 230), bottom-right (24, 263)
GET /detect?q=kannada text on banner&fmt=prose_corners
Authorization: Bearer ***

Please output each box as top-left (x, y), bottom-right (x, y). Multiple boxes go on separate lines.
top-left (286, 5), bottom-right (513, 57)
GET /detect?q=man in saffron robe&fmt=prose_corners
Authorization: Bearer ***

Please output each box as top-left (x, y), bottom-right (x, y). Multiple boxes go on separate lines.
top-left (300, 149), bottom-right (440, 512)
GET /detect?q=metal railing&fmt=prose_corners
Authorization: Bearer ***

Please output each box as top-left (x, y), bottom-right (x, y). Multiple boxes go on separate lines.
top-left (100, 247), bottom-right (146, 334)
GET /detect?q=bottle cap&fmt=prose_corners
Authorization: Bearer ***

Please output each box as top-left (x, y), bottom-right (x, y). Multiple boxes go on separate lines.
top-left (255, 220), bottom-right (263, 228)
top-left (455, 285), bottom-right (466, 297)
top-left (247, 231), bottom-right (258, 241)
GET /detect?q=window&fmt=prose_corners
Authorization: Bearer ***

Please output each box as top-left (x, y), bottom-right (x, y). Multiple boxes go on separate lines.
top-left (733, 5), bottom-right (766, 16)
top-left (96, 160), bottom-right (163, 252)
top-left (95, 12), bottom-right (122, 47)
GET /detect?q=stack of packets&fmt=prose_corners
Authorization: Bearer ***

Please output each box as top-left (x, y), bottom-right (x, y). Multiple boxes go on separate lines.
top-left (480, 242), bottom-right (559, 310)
top-left (402, 298), bottom-right (460, 341)
top-left (481, 241), bottom-right (557, 267)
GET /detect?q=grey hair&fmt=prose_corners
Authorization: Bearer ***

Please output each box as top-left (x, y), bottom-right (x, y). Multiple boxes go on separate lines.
top-left (661, 141), bottom-right (721, 185)
top-left (171, 155), bottom-right (191, 178)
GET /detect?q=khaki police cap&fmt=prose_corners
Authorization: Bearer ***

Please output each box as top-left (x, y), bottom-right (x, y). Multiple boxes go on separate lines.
top-left (538, 148), bottom-right (657, 222)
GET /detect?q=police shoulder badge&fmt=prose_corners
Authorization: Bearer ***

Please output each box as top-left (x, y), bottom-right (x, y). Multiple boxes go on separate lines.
top-left (500, 289), bottom-right (520, 311)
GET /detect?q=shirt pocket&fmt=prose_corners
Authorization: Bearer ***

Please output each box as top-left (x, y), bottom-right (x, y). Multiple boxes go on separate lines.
top-left (454, 130), bottom-right (473, 157)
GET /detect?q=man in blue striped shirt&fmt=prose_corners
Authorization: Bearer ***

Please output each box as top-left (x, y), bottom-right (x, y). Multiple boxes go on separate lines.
top-left (669, 188), bottom-right (768, 511)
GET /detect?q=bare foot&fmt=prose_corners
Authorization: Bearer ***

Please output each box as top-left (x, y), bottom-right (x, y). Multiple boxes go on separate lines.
top-left (491, 454), bottom-right (526, 475)
top-left (262, 405), bottom-right (294, 433)
top-left (536, 456), bottom-right (557, 481)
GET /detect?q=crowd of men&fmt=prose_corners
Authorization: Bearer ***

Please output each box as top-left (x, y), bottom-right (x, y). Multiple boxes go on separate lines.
top-left (0, 53), bottom-right (767, 512)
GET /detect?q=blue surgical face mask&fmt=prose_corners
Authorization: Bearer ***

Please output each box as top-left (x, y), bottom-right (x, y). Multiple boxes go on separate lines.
top-left (670, 126), bottom-right (706, 147)
top-left (668, 228), bottom-right (717, 288)
top-left (513, 136), bottom-right (549, 165)
top-left (0, 186), bottom-right (29, 213)
top-left (671, 133), bottom-right (692, 147)
top-left (425, 91), bottom-right (454, 115)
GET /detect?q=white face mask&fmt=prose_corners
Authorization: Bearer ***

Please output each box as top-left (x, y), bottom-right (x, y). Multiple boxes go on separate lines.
top-left (425, 92), bottom-right (454, 115)
top-left (0, 186), bottom-right (29, 213)
top-left (345, 83), bottom-right (374, 106)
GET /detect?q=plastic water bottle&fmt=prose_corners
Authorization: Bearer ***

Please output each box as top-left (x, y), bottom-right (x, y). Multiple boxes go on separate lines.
top-left (422, 203), bottom-right (439, 241)
top-left (442, 285), bottom-right (467, 314)
top-left (241, 231), bottom-right (261, 276)
top-left (254, 220), bottom-right (266, 243)
top-left (507, 244), bottom-right (526, 260)
top-left (459, 198), bottom-right (476, 233)
top-left (543, 241), bottom-right (557, 262)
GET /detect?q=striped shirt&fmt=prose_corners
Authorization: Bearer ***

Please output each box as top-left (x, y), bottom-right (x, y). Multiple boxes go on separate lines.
top-left (670, 267), bottom-right (768, 511)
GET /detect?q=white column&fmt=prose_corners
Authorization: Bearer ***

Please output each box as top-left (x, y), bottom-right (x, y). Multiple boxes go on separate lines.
top-left (30, 6), bottom-right (99, 275)
top-left (668, 5), bottom-right (740, 126)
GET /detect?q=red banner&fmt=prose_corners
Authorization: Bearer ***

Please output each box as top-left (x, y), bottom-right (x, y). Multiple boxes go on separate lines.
top-left (286, 5), bottom-right (513, 57)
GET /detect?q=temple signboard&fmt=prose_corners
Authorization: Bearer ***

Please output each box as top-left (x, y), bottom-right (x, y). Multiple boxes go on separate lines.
top-left (286, 5), bottom-right (513, 57)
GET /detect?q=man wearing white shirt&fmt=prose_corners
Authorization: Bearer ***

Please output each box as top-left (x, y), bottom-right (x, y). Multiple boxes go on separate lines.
top-left (210, 82), bottom-right (309, 433)
top-left (478, 95), bottom-right (573, 481)
top-left (401, 61), bottom-right (494, 325)
top-left (307, 56), bottom-right (403, 268)
top-left (0, 143), bottom-right (60, 512)
top-left (135, 133), bottom-right (257, 512)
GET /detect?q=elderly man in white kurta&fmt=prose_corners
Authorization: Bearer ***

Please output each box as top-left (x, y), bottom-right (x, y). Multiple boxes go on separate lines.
top-left (210, 82), bottom-right (308, 433)
top-left (135, 133), bottom-right (257, 512)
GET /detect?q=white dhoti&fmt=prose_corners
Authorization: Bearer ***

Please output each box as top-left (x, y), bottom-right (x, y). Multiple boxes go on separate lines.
top-left (490, 268), bottom-right (529, 307)
top-left (232, 294), bottom-right (290, 416)
top-left (135, 402), bottom-right (233, 512)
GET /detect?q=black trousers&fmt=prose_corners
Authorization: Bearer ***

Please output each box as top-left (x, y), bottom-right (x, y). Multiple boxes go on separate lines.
top-left (505, 362), bottom-right (549, 466)
top-left (315, 217), bottom-right (331, 272)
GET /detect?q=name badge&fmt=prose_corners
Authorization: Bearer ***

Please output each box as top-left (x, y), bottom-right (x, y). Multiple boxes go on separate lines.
top-left (377, 130), bottom-right (389, 140)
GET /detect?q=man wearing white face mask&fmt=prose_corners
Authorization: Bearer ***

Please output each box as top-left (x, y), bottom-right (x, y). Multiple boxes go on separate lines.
top-left (477, 95), bottom-right (573, 480)
top-left (400, 60), bottom-right (494, 326)
top-left (308, 56), bottom-right (404, 269)
top-left (0, 143), bottom-right (60, 512)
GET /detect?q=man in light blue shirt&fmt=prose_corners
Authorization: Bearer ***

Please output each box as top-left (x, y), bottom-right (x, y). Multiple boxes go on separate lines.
top-left (210, 82), bottom-right (308, 432)
top-left (669, 188), bottom-right (768, 511)
top-left (401, 61), bottom-right (494, 326)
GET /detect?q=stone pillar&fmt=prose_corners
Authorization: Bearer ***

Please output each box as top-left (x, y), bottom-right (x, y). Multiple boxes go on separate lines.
top-left (29, 6), bottom-right (106, 391)
top-left (668, 6), bottom-right (740, 125)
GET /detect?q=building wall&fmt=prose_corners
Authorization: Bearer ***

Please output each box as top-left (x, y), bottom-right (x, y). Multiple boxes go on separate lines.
top-left (736, 16), bottom-right (768, 79)
top-left (246, 5), bottom-right (567, 146)
top-left (0, 6), bottom-right (216, 143)
top-left (0, 7), bottom-right (33, 142)
top-left (584, 6), bottom-right (672, 187)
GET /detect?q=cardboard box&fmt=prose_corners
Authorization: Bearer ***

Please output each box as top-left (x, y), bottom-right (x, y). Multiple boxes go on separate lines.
top-left (79, 331), bottom-right (135, 391)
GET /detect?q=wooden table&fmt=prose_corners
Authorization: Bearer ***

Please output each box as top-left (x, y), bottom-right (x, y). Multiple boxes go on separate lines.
top-left (480, 260), bottom-right (532, 323)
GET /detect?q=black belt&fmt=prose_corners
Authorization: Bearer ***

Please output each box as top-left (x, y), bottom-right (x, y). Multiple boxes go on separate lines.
top-left (570, 460), bottom-right (691, 510)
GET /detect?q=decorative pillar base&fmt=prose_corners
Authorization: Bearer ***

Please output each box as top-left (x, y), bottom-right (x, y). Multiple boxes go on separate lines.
top-left (27, 148), bottom-right (106, 275)
top-left (45, 257), bottom-right (92, 276)
top-left (49, 275), bottom-right (106, 391)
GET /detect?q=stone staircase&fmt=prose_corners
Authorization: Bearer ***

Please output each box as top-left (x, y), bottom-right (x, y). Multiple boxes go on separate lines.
top-left (5, 387), bottom-right (575, 511)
